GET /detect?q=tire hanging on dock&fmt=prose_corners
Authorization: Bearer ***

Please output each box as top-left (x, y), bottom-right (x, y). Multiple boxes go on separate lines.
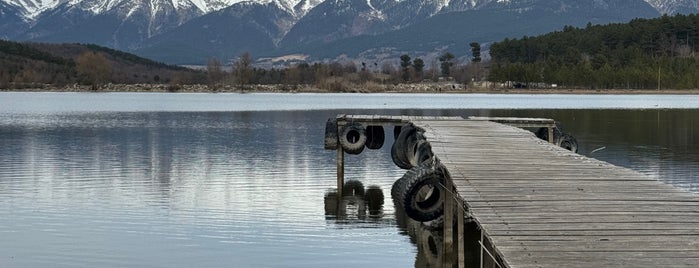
top-left (392, 123), bottom-right (423, 169)
top-left (391, 124), bottom-right (417, 169)
top-left (393, 125), bottom-right (402, 140)
top-left (536, 127), bottom-right (579, 153)
top-left (405, 132), bottom-right (424, 167)
top-left (557, 133), bottom-right (579, 153)
top-left (535, 127), bottom-right (562, 142)
top-left (397, 164), bottom-right (446, 222)
top-left (391, 172), bottom-right (410, 205)
top-left (324, 118), bottom-right (338, 150)
top-left (365, 125), bottom-right (385, 150)
top-left (392, 144), bottom-right (413, 170)
top-left (339, 122), bottom-right (367, 155)
top-left (413, 140), bottom-right (434, 166)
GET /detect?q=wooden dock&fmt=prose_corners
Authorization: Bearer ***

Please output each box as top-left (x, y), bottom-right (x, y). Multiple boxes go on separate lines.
top-left (331, 115), bottom-right (699, 267)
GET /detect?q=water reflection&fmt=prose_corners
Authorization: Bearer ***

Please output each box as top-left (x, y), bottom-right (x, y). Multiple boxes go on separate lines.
top-left (0, 111), bottom-right (413, 267)
top-left (324, 180), bottom-right (487, 268)
top-left (1, 107), bottom-right (698, 267)
top-left (324, 181), bottom-right (387, 223)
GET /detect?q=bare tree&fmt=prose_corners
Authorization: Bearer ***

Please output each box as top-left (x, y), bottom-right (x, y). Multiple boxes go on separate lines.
top-left (285, 64), bottom-right (302, 87)
top-left (232, 52), bottom-right (253, 91)
top-left (207, 57), bottom-right (224, 85)
top-left (75, 51), bottom-right (112, 90)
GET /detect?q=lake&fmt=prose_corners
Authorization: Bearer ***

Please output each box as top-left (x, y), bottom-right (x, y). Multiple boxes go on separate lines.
top-left (0, 93), bottom-right (697, 267)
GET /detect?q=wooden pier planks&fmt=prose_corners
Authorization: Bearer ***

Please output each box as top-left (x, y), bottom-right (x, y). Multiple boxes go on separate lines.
top-left (410, 118), bottom-right (699, 268)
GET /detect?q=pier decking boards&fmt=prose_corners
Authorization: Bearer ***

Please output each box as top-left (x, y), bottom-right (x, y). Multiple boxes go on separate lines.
top-left (339, 115), bottom-right (699, 267)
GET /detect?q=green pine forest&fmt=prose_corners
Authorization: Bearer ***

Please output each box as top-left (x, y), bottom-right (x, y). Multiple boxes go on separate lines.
top-left (488, 14), bottom-right (699, 89)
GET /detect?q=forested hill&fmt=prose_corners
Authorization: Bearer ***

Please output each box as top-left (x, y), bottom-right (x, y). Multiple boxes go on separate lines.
top-left (0, 40), bottom-right (201, 89)
top-left (488, 14), bottom-right (699, 90)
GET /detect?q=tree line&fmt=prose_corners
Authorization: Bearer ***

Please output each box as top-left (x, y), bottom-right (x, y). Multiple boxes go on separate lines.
top-left (488, 14), bottom-right (699, 89)
top-left (0, 40), bottom-right (204, 90)
top-left (1, 39), bottom-right (484, 91)
top-left (207, 50), bottom-right (482, 92)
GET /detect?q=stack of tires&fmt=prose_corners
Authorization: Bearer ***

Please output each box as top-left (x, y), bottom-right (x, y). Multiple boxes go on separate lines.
top-left (390, 124), bottom-right (434, 170)
top-left (391, 123), bottom-right (449, 223)
top-left (535, 126), bottom-right (579, 153)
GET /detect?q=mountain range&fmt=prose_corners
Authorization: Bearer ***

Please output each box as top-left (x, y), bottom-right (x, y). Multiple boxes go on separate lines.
top-left (1, 0), bottom-right (696, 64)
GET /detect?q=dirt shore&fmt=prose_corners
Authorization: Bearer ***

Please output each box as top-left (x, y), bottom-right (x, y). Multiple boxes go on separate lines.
top-left (3, 83), bottom-right (699, 94)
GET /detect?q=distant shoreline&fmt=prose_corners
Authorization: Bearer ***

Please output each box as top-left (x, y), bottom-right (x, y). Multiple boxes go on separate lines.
top-left (3, 83), bottom-right (699, 95)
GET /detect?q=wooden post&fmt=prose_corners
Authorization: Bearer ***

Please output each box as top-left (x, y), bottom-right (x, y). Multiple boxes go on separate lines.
top-left (547, 126), bottom-right (554, 144)
top-left (443, 177), bottom-right (454, 267)
top-left (337, 146), bottom-right (344, 197)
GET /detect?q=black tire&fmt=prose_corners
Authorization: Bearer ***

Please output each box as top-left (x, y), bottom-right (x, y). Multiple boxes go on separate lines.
top-left (365, 185), bottom-right (384, 216)
top-left (391, 143), bottom-right (413, 169)
top-left (406, 132), bottom-right (427, 167)
top-left (418, 225), bottom-right (443, 267)
top-left (393, 125), bottom-right (402, 140)
top-left (324, 118), bottom-right (338, 150)
top-left (535, 127), bottom-right (562, 142)
top-left (342, 180), bottom-right (365, 197)
top-left (339, 122), bottom-right (366, 155)
top-left (391, 172), bottom-right (412, 208)
top-left (393, 124), bottom-right (420, 169)
top-left (414, 140), bottom-right (434, 166)
top-left (535, 127), bottom-right (547, 140)
top-left (557, 133), bottom-right (579, 153)
top-left (399, 165), bottom-right (446, 222)
top-left (365, 125), bottom-right (385, 150)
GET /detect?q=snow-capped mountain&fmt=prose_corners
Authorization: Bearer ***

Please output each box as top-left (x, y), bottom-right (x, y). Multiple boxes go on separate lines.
top-left (645, 0), bottom-right (699, 14)
top-left (0, 1), bottom-right (28, 38)
top-left (3, 0), bottom-right (59, 19)
top-left (18, 0), bottom-right (206, 50)
top-left (2, 0), bottom-right (322, 49)
top-left (2, 0), bottom-right (314, 20)
top-left (2, 0), bottom-right (693, 64)
top-left (136, 0), bottom-right (298, 62)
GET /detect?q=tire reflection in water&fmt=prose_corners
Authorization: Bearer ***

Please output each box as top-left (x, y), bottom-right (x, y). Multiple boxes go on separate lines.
top-left (394, 204), bottom-right (485, 268)
top-left (324, 180), bottom-right (386, 223)
top-left (323, 180), bottom-right (485, 267)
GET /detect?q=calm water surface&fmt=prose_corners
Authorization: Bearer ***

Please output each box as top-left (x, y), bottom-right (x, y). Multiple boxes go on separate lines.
top-left (0, 93), bottom-right (697, 267)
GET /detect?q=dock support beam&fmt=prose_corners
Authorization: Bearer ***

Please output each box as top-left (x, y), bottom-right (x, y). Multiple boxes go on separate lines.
top-left (457, 200), bottom-right (465, 268)
top-left (547, 126), bottom-right (554, 144)
top-left (443, 177), bottom-right (454, 267)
